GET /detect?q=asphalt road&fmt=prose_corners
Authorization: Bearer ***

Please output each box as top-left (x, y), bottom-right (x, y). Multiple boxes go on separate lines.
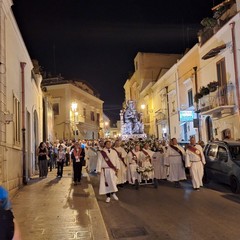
top-left (91, 175), bottom-right (240, 240)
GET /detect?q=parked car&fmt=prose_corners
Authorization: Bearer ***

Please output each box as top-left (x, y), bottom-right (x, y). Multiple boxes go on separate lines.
top-left (204, 140), bottom-right (240, 193)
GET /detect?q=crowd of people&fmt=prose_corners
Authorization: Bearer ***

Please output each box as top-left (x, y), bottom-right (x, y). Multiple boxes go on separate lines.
top-left (37, 136), bottom-right (206, 203)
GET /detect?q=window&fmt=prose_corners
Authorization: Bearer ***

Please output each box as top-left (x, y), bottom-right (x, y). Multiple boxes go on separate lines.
top-left (207, 144), bottom-right (218, 160)
top-left (90, 111), bottom-right (95, 121)
top-left (83, 108), bottom-right (86, 117)
top-left (217, 146), bottom-right (228, 161)
top-left (216, 58), bottom-right (227, 87)
top-left (96, 113), bottom-right (100, 124)
top-left (13, 96), bottom-right (21, 144)
top-left (52, 103), bottom-right (59, 115)
top-left (188, 89), bottom-right (193, 107)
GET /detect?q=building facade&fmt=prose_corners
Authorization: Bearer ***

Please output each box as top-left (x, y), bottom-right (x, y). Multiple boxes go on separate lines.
top-left (42, 77), bottom-right (104, 140)
top-left (124, 1), bottom-right (240, 143)
top-left (124, 52), bottom-right (182, 136)
top-left (0, 0), bottom-right (43, 192)
top-left (198, 9), bottom-right (240, 141)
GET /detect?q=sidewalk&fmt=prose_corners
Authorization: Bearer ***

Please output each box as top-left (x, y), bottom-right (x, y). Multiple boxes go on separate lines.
top-left (11, 166), bottom-right (109, 240)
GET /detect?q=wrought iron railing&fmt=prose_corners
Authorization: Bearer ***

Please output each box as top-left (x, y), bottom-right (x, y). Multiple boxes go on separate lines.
top-left (199, 83), bottom-right (235, 112)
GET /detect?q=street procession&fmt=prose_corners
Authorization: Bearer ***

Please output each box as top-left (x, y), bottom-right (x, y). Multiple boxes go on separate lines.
top-left (2, 0), bottom-right (240, 239)
top-left (32, 97), bottom-right (207, 203)
top-left (34, 134), bottom-right (206, 204)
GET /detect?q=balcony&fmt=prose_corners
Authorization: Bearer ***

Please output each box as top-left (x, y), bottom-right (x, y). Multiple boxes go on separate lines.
top-left (199, 84), bottom-right (235, 117)
top-left (198, 1), bottom-right (237, 46)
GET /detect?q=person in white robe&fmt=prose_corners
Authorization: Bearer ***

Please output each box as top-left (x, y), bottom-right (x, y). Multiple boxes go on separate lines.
top-left (185, 136), bottom-right (206, 190)
top-left (141, 143), bottom-right (154, 180)
top-left (165, 138), bottom-right (186, 187)
top-left (96, 140), bottom-right (120, 203)
top-left (86, 142), bottom-right (98, 173)
top-left (152, 147), bottom-right (168, 180)
top-left (112, 140), bottom-right (128, 185)
top-left (126, 144), bottom-right (143, 186)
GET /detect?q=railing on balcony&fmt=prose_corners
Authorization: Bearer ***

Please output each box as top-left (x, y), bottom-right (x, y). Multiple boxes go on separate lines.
top-left (199, 84), bottom-right (235, 113)
top-left (199, 17), bottom-right (232, 46)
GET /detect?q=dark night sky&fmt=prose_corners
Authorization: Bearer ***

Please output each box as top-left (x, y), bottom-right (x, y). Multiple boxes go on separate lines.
top-left (12, 0), bottom-right (220, 123)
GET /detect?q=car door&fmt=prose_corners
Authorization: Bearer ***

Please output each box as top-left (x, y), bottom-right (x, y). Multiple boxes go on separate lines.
top-left (205, 144), bottom-right (222, 180)
top-left (216, 146), bottom-right (231, 184)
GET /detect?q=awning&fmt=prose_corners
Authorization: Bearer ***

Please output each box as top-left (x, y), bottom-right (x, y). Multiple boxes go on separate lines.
top-left (202, 44), bottom-right (226, 60)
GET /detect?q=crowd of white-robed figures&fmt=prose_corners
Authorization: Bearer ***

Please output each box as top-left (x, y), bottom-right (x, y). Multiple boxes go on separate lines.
top-left (84, 137), bottom-right (206, 202)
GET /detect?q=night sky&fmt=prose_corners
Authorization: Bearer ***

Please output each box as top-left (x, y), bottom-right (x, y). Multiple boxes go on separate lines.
top-left (12, 0), bottom-right (220, 123)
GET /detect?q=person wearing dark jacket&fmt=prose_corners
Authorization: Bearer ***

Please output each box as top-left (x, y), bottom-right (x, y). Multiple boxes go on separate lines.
top-left (0, 186), bottom-right (21, 240)
top-left (71, 141), bottom-right (85, 185)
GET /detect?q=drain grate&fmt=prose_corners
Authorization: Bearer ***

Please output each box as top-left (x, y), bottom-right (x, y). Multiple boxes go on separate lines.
top-left (111, 227), bottom-right (148, 239)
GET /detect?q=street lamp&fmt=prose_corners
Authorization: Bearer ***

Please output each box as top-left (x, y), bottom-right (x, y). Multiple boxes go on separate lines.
top-left (141, 104), bottom-right (146, 110)
top-left (71, 102), bottom-right (78, 140)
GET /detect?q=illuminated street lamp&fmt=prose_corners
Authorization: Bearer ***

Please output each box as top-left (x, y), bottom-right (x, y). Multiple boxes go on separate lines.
top-left (71, 102), bottom-right (78, 140)
top-left (141, 104), bottom-right (146, 110)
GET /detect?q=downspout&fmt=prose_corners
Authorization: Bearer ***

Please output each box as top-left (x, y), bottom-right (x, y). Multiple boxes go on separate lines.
top-left (20, 62), bottom-right (27, 185)
top-left (166, 86), bottom-right (171, 138)
top-left (193, 66), bottom-right (201, 141)
top-left (229, 22), bottom-right (240, 125)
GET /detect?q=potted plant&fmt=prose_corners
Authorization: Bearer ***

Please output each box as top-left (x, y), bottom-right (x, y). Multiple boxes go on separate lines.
top-left (199, 86), bottom-right (210, 96)
top-left (207, 81), bottom-right (218, 92)
top-left (194, 93), bottom-right (203, 103)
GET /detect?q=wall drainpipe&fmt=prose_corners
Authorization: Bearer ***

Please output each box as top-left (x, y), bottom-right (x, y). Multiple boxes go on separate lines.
top-left (229, 22), bottom-right (240, 128)
top-left (20, 62), bottom-right (27, 185)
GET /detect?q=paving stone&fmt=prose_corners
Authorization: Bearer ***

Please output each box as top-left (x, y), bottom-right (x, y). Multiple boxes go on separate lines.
top-left (11, 166), bottom-right (109, 240)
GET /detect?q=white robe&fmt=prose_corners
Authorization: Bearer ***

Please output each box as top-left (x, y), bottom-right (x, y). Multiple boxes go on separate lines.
top-left (86, 147), bottom-right (98, 172)
top-left (141, 148), bottom-right (154, 180)
top-left (113, 147), bottom-right (128, 184)
top-left (126, 150), bottom-right (143, 184)
top-left (96, 148), bottom-right (120, 195)
top-left (152, 151), bottom-right (168, 179)
top-left (185, 144), bottom-right (206, 188)
top-left (165, 145), bottom-right (186, 182)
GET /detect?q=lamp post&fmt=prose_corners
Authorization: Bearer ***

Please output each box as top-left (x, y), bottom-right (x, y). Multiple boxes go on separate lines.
top-left (71, 102), bottom-right (78, 140)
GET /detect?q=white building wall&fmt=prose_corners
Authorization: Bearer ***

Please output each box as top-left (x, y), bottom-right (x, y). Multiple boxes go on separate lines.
top-left (0, 1), bottom-right (42, 192)
top-left (199, 13), bottom-right (240, 142)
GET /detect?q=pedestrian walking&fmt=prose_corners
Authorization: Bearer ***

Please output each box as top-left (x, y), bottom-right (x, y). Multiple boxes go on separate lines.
top-left (46, 142), bottom-right (54, 172)
top-left (141, 143), bottom-right (154, 181)
top-left (86, 142), bottom-right (98, 173)
top-left (37, 142), bottom-right (48, 178)
top-left (96, 140), bottom-right (120, 203)
top-left (185, 136), bottom-right (206, 190)
top-left (112, 140), bottom-right (128, 186)
top-left (71, 141), bottom-right (85, 185)
top-left (0, 186), bottom-right (21, 240)
top-left (165, 138), bottom-right (186, 187)
top-left (57, 144), bottom-right (66, 178)
top-left (126, 143), bottom-right (143, 187)
top-left (152, 147), bottom-right (168, 180)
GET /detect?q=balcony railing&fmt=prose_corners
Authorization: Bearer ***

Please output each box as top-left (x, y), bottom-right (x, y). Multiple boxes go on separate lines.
top-left (199, 84), bottom-right (235, 114)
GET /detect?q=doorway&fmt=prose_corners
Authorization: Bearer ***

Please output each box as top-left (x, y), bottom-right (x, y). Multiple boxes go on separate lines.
top-left (206, 116), bottom-right (213, 142)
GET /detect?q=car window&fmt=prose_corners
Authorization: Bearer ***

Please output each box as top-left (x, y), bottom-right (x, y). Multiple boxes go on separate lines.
top-left (217, 146), bottom-right (228, 161)
top-left (229, 146), bottom-right (240, 160)
top-left (206, 144), bottom-right (218, 160)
